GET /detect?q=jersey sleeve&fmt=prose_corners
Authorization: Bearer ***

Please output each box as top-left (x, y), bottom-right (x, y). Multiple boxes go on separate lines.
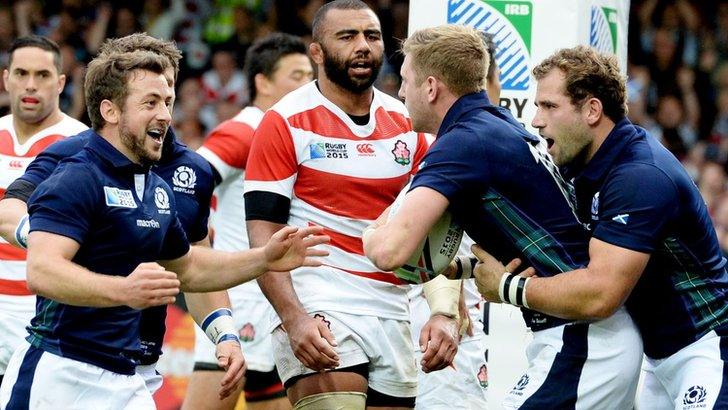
top-left (20, 137), bottom-right (87, 187)
top-left (244, 110), bottom-right (298, 199)
top-left (198, 120), bottom-right (255, 180)
top-left (410, 129), bottom-right (490, 200)
top-left (27, 162), bottom-right (99, 244)
top-left (592, 163), bottom-right (679, 253)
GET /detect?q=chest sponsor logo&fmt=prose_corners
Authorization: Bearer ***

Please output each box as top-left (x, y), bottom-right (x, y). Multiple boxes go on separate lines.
top-left (392, 140), bottom-right (411, 165)
top-left (136, 219), bottom-right (160, 229)
top-left (155, 187), bottom-right (171, 214)
top-left (104, 186), bottom-right (137, 208)
top-left (172, 165), bottom-right (197, 194)
top-left (309, 142), bottom-right (349, 160)
top-left (682, 385), bottom-right (707, 409)
top-left (356, 143), bottom-right (375, 156)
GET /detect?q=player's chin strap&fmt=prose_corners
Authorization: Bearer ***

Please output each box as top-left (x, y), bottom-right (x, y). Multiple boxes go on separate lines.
top-left (14, 214), bottom-right (29, 249)
top-left (201, 308), bottom-right (239, 345)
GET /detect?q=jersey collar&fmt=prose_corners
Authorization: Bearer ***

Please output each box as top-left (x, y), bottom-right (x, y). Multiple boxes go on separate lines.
top-left (86, 131), bottom-right (149, 173)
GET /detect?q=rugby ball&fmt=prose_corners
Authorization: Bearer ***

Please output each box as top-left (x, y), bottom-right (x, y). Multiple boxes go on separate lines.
top-left (388, 183), bottom-right (464, 283)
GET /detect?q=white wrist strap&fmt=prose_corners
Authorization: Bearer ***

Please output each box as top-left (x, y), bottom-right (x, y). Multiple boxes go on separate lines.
top-left (201, 308), bottom-right (239, 344)
top-left (15, 214), bottom-right (29, 249)
top-left (423, 275), bottom-right (461, 318)
top-left (498, 273), bottom-right (531, 308)
top-left (452, 256), bottom-right (477, 279)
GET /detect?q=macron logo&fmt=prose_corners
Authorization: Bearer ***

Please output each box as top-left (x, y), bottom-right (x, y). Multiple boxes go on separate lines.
top-left (612, 214), bottom-right (629, 225)
top-left (136, 219), bottom-right (160, 229)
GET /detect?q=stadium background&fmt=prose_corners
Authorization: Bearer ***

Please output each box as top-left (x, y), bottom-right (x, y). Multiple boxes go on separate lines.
top-left (0, 0), bottom-right (726, 408)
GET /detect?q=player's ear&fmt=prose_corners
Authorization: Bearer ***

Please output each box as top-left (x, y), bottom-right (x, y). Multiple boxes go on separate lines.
top-left (57, 73), bottom-right (66, 94)
top-left (425, 76), bottom-right (438, 104)
top-left (584, 97), bottom-right (603, 126)
top-left (255, 73), bottom-right (271, 98)
top-left (100, 99), bottom-right (120, 125)
top-left (310, 42), bottom-right (324, 66)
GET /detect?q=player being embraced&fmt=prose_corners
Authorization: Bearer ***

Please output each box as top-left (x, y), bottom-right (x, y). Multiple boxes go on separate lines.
top-left (364, 25), bottom-right (642, 409)
top-left (184, 32), bottom-right (314, 410)
top-left (0, 49), bottom-right (327, 410)
top-left (0, 33), bottom-right (246, 399)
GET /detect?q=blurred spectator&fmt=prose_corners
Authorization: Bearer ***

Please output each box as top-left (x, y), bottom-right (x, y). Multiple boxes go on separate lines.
top-left (699, 161), bottom-right (728, 214)
top-left (141, 0), bottom-right (185, 40)
top-left (646, 93), bottom-right (698, 159)
top-left (200, 49), bottom-right (246, 129)
top-left (175, 117), bottom-right (207, 150)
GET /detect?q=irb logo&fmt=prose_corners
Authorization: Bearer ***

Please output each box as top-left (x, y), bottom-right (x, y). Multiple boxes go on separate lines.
top-left (447, 0), bottom-right (533, 91)
top-left (590, 6), bottom-right (618, 54)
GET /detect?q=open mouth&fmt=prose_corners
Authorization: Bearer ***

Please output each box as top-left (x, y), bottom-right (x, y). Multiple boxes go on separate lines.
top-left (545, 137), bottom-right (555, 150)
top-left (21, 97), bottom-right (39, 104)
top-left (349, 61), bottom-right (372, 76)
top-left (146, 128), bottom-right (166, 145)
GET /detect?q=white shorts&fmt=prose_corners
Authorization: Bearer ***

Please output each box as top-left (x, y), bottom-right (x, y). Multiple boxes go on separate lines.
top-left (414, 336), bottom-right (488, 409)
top-left (272, 310), bottom-right (418, 398)
top-left (135, 363), bottom-right (163, 395)
top-left (638, 327), bottom-right (728, 409)
top-left (0, 341), bottom-right (154, 410)
top-left (193, 298), bottom-right (276, 372)
top-left (0, 296), bottom-right (35, 375)
top-left (502, 307), bottom-right (643, 409)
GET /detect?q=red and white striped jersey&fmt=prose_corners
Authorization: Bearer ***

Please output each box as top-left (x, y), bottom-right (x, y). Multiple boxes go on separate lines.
top-left (245, 82), bottom-right (429, 320)
top-left (0, 113), bottom-right (87, 301)
top-left (197, 106), bottom-right (267, 303)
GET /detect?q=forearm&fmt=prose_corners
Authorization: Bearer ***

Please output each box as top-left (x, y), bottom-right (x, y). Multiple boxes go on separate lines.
top-left (0, 198), bottom-right (28, 247)
top-left (185, 290), bottom-right (232, 325)
top-left (248, 220), bottom-right (306, 324)
top-left (27, 255), bottom-right (124, 307)
top-left (176, 246), bottom-right (268, 292)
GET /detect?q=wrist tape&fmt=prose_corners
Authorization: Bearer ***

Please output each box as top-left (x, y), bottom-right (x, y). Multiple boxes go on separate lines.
top-left (201, 308), bottom-right (239, 344)
top-left (498, 273), bottom-right (531, 308)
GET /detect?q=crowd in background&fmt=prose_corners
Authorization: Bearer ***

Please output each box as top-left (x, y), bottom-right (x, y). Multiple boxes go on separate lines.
top-left (2, 0), bottom-right (728, 250)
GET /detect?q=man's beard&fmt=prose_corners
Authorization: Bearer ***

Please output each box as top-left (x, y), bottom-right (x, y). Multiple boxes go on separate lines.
top-left (322, 47), bottom-right (382, 93)
top-left (120, 119), bottom-right (157, 167)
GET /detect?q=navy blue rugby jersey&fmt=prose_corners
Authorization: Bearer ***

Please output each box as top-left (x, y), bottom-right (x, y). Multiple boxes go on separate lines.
top-left (410, 92), bottom-right (591, 331)
top-left (569, 118), bottom-right (728, 359)
top-left (26, 132), bottom-right (190, 374)
top-left (18, 128), bottom-right (214, 365)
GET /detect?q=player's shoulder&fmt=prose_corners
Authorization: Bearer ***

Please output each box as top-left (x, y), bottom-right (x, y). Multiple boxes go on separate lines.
top-left (43, 130), bottom-right (93, 156)
top-left (372, 87), bottom-right (409, 116)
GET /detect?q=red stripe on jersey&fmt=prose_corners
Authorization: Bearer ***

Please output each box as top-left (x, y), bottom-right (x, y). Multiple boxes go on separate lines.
top-left (295, 166), bottom-right (408, 220)
top-left (320, 226), bottom-right (363, 255)
top-left (203, 120), bottom-right (255, 169)
top-left (210, 194), bottom-right (218, 211)
top-left (327, 265), bottom-right (405, 285)
top-left (0, 131), bottom-right (65, 157)
top-left (0, 243), bottom-right (26, 260)
top-left (246, 111), bottom-right (298, 182)
top-left (287, 106), bottom-right (414, 141)
top-left (0, 279), bottom-right (31, 296)
top-left (0, 188), bottom-right (5, 199)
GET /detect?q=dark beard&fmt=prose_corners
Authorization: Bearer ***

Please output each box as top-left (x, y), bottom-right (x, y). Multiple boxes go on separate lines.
top-left (322, 48), bottom-right (382, 93)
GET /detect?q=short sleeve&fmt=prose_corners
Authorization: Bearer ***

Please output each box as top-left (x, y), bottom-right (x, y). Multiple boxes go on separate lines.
top-left (410, 130), bottom-right (490, 200)
top-left (21, 137), bottom-right (86, 187)
top-left (244, 110), bottom-right (298, 199)
top-left (160, 212), bottom-right (191, 260)
top-left (592, 163), bottom-right (679, 253)
top-left (27, 162), bottom-right (98, 244)
top-left (198, 120), bottom-right (255, 180)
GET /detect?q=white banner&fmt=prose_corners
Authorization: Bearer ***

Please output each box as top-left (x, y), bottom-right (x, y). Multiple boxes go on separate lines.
top-left (409, 0), bottom-right (630, 132)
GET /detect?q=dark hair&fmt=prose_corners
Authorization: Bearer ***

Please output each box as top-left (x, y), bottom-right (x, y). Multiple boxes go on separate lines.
top-left (99, 33), bottom-right (182, 82)
top-left (312, 0), bottom-right (371, 42)
top-left (533, 45), bottom-right (627, 122)
top-left (480, 32), bottom-right (498, 81)
top-left (9, 35), bottom-right (62, 73)
top-left (244, 33), bottom-right (308, 102)
top-left (85, 50), bottom-right (170, 130)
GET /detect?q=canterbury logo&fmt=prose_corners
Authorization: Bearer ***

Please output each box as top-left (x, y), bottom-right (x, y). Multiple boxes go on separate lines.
top-left (8, 160), bottom-right (23, 169)
top-left (356, 143), bottom-right (375, 155)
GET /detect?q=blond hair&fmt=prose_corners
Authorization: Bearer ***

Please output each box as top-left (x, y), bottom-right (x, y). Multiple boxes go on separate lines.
top-left (402, 24), bottom-right (487, 96)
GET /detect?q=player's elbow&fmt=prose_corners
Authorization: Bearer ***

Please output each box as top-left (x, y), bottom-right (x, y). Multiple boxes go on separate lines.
top-left (368, 245), bottom-right (407, 272)
top-left (580, 296), bottom-right (622, 320)
top-left (26, 258), bottom-right (50, 296)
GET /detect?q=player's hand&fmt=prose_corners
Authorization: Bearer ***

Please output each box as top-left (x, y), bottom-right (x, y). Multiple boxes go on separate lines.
top-left (264, 226), bottom-right (330, 272)
top-left (123, 262), bottom-right (180, 309)
top-left (283, 312), bottom-right (339, 372)
top-left (419, 314), bottom-right (459, 373)
top-left (216, 340), bottom-right (246, 400)
top-left (471, 245), bottom-right (535, 302)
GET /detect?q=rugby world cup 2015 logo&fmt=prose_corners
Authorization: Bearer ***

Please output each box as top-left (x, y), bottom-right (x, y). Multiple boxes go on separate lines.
top-left (447, 0), bottom-right (532, 91)
top-left (590, 6), bottom-right (618, 54)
